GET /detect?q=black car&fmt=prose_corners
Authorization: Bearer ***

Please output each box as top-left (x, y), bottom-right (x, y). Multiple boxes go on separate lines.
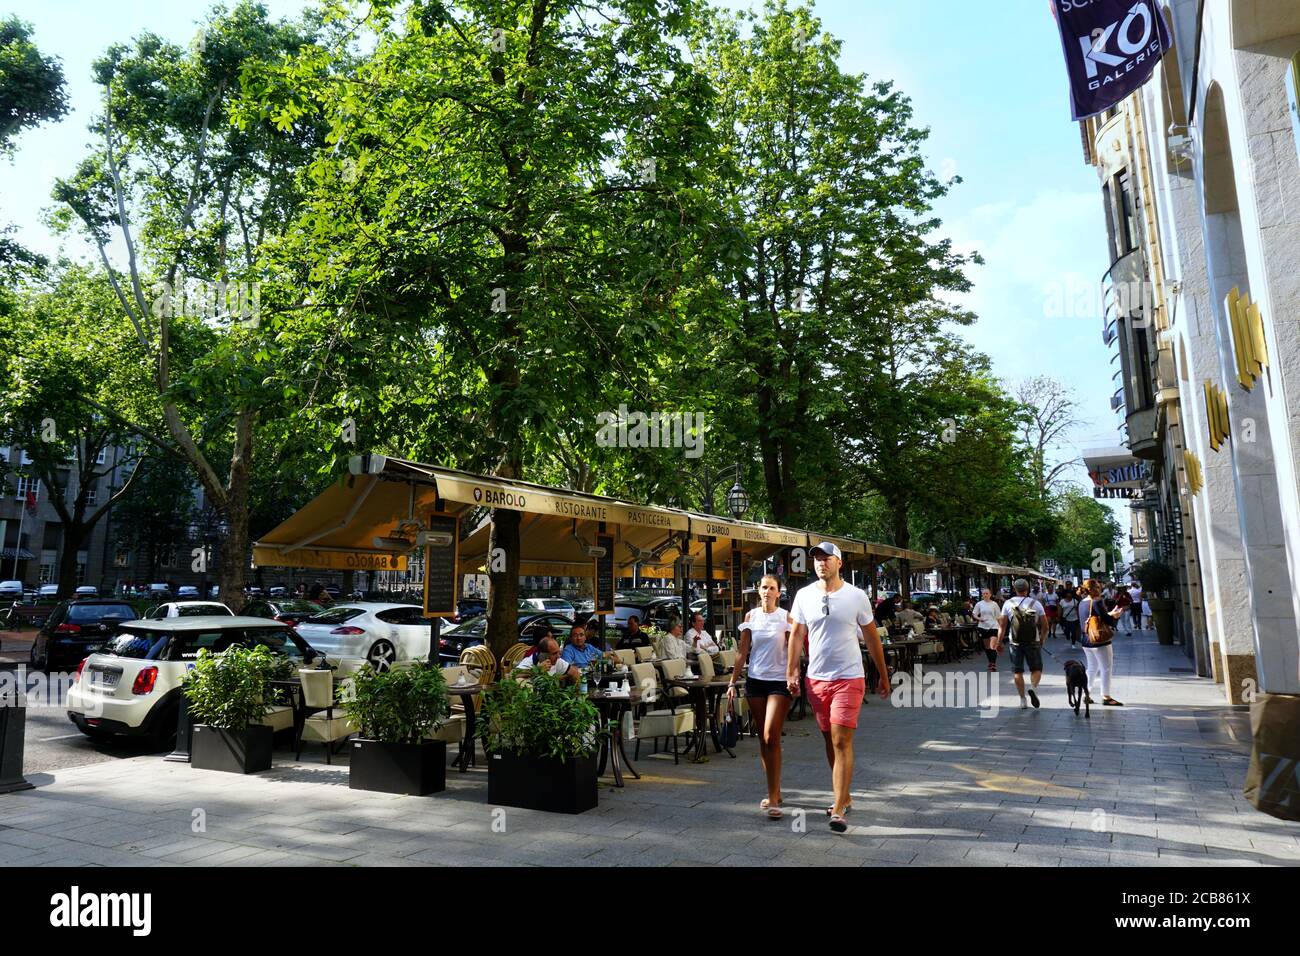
top-left (241, 598), bottom-right (325, 631)
top-left (437, 611), bottom-right (585, 666)
top-left (455, 599), bottom-right (487, 622)
top-left (606, 598), bottom-right (686, 641)
top-left (31, 599), bottom-right (139, 671)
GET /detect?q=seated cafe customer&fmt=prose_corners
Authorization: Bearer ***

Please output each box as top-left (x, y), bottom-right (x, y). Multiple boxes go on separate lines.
top-left (685, 612), bottom-right (720, 654)
top-left (515, 636), bottom-right (579, 684)
top-left (658, 621), bottom-right (689, 660)
top-left (616, 615), bottom-right (652, 649)
top-left (560, 622), bottom-right (616, 669)
top-left (896, 601), bottom-right (925, 628)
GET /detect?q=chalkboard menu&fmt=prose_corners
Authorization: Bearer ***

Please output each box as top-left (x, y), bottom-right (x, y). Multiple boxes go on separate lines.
top-left (422, 512), bottom-right (460, 618)
top-left (730, 547), bottom-right (744, 610)
top-left (593, 533), bottom-right (615, 614)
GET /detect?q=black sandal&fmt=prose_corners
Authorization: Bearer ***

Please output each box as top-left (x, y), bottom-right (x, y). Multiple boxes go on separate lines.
top-left (1103, 697), bottom-right (1123, 706)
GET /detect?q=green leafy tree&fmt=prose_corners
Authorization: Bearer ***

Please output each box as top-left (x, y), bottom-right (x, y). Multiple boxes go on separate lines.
top-left (52, 2), bottom-right (327, 610)
top-left (248, 0), bottom-right (724, 659)
top-left (1042, 486), bottom-right (1122, 576)
top-left (111, 454), bottom-right (199, 585)
top-left (1, 16), bottom-right (68, 269)
top-left (0, 268), bottom-right (158, 597)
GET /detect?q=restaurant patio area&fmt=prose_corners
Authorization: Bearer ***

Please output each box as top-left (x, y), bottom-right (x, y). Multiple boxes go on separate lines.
top-left (4, 629), bottom-right (1296, 868)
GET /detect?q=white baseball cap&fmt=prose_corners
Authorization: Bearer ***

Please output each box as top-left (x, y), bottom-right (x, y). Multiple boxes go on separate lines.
top-left (810, 541), bottom-right (842, 560)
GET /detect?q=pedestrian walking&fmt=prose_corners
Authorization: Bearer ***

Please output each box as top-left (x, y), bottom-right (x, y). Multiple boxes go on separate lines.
top-left (1058, 589), bottom-right (1081, 647)
top-left (1043, 585), bottom-right (1060, 638)
top-left (787, 542), bottom-right (890, 833)
top-left (1127, 581), bottom-right (1143, 631)
top-left (973, 588), bottom-right (1001, 672)
top-left (1141, 593), bottom-right (1153, 630)
top-left (731, 574), bottom-right (794, 819)
top-left (1078, 579), bottom-right (1126, 706)
top-left (994, 578), bottom-right (1047, 710)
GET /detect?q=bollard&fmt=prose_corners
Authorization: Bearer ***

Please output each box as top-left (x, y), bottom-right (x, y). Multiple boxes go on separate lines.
top-left (163, 692), bottom-right (193, 763)
top-left (0, 691), bottom-right (34, 793)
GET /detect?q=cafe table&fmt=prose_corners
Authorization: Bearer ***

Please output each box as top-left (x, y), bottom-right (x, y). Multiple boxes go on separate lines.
top-left (445, 680), bottom-right (484, 772)
top-left (586, 683), bottom-right (642, 787)
top-left (926, 627), bottom-right (964, 663)
top-left (666, 675), bottom-right (742, 762)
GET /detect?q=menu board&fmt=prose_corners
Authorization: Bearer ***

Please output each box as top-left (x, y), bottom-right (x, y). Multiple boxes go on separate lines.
top-left (422, 512), bottom-right (460, 618)
top-left (593, 533), bottom-right (615, 615)
top-left (730, 547), bottom-right (744, 610)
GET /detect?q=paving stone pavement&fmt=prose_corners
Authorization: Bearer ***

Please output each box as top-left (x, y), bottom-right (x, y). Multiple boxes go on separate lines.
top-left (1, 628), bottom-right (1297, 866)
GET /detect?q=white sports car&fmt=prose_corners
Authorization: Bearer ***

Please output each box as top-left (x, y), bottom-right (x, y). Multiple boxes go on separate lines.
top-left (293, 602), bottom-right (431, 671)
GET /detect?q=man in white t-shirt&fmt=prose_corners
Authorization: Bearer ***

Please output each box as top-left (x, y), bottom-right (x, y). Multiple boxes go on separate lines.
top-left (1127, 582), bottom-right (1143, 631)
top-left (996, 578), bottom-right (1048, 710)
top-left (787, 542), bottom-right (890, 833)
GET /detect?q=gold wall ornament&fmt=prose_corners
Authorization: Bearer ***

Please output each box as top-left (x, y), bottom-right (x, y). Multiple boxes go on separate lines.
top-left (1184, 450), bottom-right (1204, 497)
top-left (1203, 379), bottom-right (1230, 451)
top-left (1225, 287), bottom-right (1269, 390)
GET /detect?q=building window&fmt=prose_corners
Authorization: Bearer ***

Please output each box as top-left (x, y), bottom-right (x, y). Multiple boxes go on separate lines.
top-left (159, 545), bottom-right (177, 569)
top-left (15, 476), bottom-right (39, 502)
top-left (114, 550), bottom-right (130, 568)
top-left (39, 562), bottom-right (55, 584)
top-left (1116, 171), bottom-right (1138, 254)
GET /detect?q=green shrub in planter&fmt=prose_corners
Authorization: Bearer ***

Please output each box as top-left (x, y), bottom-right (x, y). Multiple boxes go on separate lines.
top-left (181, 645), bottom-right (282, 774)
top-left (342, 662), bottom-right (452, 795)
top-left (478, 671), bottom-right (605, 813)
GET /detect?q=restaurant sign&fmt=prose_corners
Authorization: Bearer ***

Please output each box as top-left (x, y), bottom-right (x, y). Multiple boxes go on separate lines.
top-left (252, 545), bottom-right (409, 571)
top-left (435, 473), bottom-right (687, 530)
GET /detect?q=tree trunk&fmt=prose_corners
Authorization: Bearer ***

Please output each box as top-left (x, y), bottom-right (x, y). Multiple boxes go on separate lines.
top-left (217, 410), bottom-right (254, 613)
top-left (892, 501), bottom-right (911, 602)
top-left (56, 534), bottom-right (82, 600)
top-left (486, 508), bottom-right (521, 664)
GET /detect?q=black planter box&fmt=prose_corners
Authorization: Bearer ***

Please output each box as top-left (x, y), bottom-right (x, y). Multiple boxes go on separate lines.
top-left (190, 724), bottom-right (274, 774)
top-left (349, 739), bottom-right (446, 795)
top-left (487, 751), bottom-right (598, 814)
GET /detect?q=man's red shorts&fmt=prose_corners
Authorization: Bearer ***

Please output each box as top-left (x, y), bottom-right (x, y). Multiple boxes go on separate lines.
top-left (805, 677), bottom-right (865, 731)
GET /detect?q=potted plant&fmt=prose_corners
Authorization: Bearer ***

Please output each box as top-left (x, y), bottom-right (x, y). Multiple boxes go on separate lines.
top-left (342, 662), bottom-right (451, 795)
top-left (478, 670), bottom-right (605, 814)
top-left (1135, 559), bottom-right (1178, 645)
top-left (181, 644), bottom-right (281, 774)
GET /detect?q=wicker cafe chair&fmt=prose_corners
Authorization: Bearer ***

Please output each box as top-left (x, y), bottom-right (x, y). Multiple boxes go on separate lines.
top-left (629, 663), bottom-right (695, 765)
top-left (500, 642), bottom-right (531, 673)
top-left (459, 645), bottom-right (498, 686)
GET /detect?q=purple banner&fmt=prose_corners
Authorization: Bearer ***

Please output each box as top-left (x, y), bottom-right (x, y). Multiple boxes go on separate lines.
top-left (1052, 0), bottom-right (1172, 121)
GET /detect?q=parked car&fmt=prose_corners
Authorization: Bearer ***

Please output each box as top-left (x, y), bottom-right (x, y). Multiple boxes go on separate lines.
top-left (64, 616), bottom-right (318, 748)
top-left (241, 598), bottom-right (323, 631)
top-left (519, 597), bottom-right (576, 621)
top-left (30, 599), bottom-right (139, 671)
top-left (455, 599), bottom-right (487, 622)
top-left (176, 586), bottom-right (199, 598)
top-left (74, 585), bottom-right (99, 598)
top-left (608, 598), bottom-right (685, 638)
top-left (38, 584), bottom-right (59, 601)
top-left (0, 580), bottom-right (23, 600)
top-left (269, 585), bottom-right (288, 597)
top-left (436, 610), bottom-right (577, 666)
top-left (147, 584), bottom-right (171, 599)
top-left (293, 602), bottom-right (430, 671)
top-left (142, 601), bottom-right (234, 620)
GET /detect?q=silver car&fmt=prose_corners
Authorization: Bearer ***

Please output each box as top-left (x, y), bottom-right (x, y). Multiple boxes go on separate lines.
top-left (293, 602), bottom-right (431, 671)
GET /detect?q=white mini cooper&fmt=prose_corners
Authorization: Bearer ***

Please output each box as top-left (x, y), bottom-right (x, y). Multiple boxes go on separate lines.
top-left (65, 616), bottom-right (318, 748)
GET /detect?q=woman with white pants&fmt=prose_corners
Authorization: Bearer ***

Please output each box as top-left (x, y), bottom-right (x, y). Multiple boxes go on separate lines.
top-left (1077, 580), bottom-right (1127, 706)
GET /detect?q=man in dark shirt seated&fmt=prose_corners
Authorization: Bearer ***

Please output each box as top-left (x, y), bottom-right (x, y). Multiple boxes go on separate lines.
top-left (616, 614), bottom-right (651, 649)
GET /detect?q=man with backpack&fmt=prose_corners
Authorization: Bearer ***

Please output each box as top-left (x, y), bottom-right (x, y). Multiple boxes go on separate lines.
top-left (995, 578), bottom-right (1048, 710)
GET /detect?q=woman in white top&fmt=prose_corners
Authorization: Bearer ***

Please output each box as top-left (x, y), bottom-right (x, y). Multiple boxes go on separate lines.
top-left (730, 574), bottom-right (794, 819)
top-left (973, 588), bottom-right (1002, 673)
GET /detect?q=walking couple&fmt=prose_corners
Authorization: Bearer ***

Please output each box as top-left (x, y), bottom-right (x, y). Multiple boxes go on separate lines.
top-left (728, 542), bottom-right (890, 834)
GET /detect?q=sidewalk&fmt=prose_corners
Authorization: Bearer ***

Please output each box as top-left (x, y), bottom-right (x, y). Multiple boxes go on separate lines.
top-left (0, 629), bottom-right (33, 666)
top-left (1, 628), bottom-right (1296, 867)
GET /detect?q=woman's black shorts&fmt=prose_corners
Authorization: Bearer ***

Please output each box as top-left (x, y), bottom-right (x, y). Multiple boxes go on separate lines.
top-left (744, 677), bottom-right (791, 698)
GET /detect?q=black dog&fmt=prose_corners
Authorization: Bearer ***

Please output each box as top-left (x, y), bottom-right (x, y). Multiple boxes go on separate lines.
top-left (1064, 659), bottom-right (1090, 718)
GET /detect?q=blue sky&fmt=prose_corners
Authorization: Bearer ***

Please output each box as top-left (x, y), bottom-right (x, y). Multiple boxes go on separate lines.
top-left (0, 0), bottom-right (1128, 544)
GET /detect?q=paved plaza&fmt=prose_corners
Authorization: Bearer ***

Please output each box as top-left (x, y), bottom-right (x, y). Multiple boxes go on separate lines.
top-left (1, 628), bottom-right (1297, 867)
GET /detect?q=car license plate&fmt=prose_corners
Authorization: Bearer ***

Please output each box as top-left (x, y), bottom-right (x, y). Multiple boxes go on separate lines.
top-left (90, 669), bottom-right (120, 689)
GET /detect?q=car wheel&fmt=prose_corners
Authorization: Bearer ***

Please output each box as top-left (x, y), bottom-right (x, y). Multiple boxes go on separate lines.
top-left (367, 639), bottom-right (397, 672)
top-left (29, 640), bottom-right (47, 672)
